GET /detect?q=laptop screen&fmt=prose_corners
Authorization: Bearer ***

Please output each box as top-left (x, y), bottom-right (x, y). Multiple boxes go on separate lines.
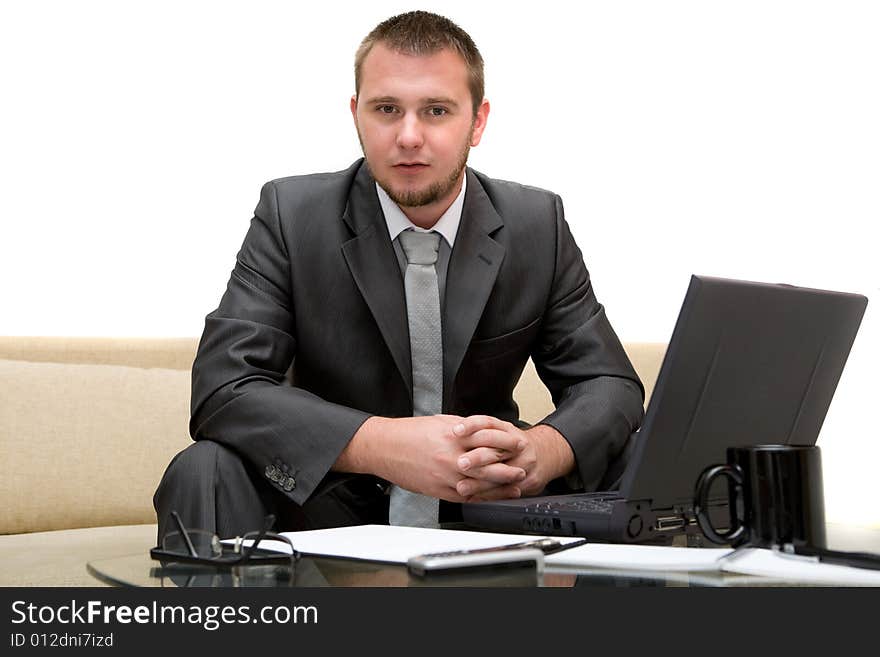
top-left (619, 275), bottom-right (867, 508)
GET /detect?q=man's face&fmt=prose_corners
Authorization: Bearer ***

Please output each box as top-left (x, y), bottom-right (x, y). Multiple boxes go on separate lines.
top-left (351, 42), bottom-right (489, 218)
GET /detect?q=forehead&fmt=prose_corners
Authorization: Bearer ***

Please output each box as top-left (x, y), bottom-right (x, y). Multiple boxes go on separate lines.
top-left (359, 42), bottom-right (470, 101)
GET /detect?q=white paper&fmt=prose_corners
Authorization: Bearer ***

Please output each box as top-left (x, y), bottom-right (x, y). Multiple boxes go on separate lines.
top-left (260, 524), bottom-right (583, 563)
top-left (260, 525), bottom-right (729, 572)
top-left (717, 548), bottom-right (880, 585)
top-left (545, 542), bottom-right (733, 572)
top-left (246, 525), bottom-right (880, 584)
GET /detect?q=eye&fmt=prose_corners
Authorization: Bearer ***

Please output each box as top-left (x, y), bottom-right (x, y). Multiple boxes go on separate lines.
top-left (427, 106), bottom-right (448, 117)
top-left (376, 105), bottom-right (397, 114)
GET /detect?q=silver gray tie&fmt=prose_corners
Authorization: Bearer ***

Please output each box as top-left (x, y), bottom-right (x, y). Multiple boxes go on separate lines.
top-left (388, 229), bottom-right (442, 528)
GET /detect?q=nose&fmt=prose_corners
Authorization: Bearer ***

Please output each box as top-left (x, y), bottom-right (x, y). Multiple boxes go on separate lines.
top-left (396, 113), bottom-right (424, 150)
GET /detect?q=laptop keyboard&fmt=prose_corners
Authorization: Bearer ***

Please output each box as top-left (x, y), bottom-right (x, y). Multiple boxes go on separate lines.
top-left (526, 497), bottom-right (615, 515)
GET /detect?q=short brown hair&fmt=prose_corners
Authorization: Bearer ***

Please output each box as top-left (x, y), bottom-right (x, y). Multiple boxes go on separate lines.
top-left (354, 11), bottom-right (485, 116)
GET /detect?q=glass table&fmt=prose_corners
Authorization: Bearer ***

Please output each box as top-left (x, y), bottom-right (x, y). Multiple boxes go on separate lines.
top-left (88, 523), bottom-right (880, 588)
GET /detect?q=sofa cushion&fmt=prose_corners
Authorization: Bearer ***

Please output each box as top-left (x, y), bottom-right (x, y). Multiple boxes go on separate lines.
top-left (0, 336), bottom-right (197, 370)
top-left (1, 339), bottom-right (665, 537)
top-left (0, 358), bottom-right (191, 534)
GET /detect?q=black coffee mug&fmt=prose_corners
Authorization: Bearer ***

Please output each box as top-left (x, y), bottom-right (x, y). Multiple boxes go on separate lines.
top-left (693, 444), bottom-right (826, 548)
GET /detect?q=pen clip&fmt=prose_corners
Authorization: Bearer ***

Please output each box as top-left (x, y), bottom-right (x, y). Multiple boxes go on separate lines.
top-left (541, 538), bottom-right (588, 555)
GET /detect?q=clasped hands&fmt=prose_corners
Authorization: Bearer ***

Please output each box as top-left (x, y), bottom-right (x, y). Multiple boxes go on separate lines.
top-left (349, 414), bottom-right (575, 503)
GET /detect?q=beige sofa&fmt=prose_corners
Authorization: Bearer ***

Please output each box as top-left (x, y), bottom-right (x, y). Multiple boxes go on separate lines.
top-left (0, 336), bottom-right (665, 585)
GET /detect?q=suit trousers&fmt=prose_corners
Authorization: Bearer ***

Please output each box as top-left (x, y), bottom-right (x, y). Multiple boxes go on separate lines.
top-left (152, 440), bottom-right (389, 544)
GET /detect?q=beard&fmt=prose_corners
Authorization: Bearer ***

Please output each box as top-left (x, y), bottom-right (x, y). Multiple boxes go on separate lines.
top-left (358, 130), bottom-right (472, 208)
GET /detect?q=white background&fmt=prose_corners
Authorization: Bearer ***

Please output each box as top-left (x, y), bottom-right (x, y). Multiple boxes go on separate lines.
top-left (2, 1), bottom-right (877, 525)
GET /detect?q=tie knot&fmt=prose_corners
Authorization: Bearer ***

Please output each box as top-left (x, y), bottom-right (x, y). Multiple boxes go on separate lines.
top-left (399, 230), bottom-right (441, 265)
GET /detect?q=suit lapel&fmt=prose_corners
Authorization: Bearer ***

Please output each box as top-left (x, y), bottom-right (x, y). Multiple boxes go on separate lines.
top-left (341, 163), bottom-right (413, 394)
top-left (442, 169), bottom-right (505, 409)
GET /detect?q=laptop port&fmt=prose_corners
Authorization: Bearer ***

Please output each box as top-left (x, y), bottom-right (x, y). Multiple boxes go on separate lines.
top-left (654, 516), bottom-right (686, 532)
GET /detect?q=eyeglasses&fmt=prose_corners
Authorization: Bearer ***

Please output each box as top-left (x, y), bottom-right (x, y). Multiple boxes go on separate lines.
top-left (150, 511), bottom-right (300, 568)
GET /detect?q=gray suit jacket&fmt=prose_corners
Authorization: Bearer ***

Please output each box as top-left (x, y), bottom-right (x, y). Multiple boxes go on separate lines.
top-left (190, 159), bottom-right (644, 520)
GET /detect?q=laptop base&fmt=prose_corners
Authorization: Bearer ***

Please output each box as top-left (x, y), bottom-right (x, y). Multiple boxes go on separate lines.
top-left (462, 493), bottom-right (733, 543)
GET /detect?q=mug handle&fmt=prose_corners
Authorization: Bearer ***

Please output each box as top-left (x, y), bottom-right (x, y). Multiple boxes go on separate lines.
top-left (694, 464), bottom-right (746, 545)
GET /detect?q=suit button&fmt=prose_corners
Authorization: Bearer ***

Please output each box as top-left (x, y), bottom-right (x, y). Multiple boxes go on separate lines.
top-left (265, 465), bottom-right (278, 481)
top-left (283, 476), bottom-right (296, 492)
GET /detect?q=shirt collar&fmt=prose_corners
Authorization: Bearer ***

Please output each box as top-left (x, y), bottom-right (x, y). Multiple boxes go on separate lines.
top-left (376, 173), bottom-right (466, 247)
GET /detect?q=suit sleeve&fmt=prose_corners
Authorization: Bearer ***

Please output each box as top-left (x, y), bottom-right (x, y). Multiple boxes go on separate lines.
top-left (189, 181), bottom-right (371, 506)
top-left (532, 194), bottom-right (645, 492)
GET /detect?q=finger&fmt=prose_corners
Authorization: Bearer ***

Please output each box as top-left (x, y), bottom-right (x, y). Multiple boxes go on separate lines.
top-left (457, 428), bottom-right (525, 453)
top-left (464, 462), bottom-right (528, 485)
top-left (437, 486), bottom-right (469, 504)
top-left (456, 476), bottom-right (505, 497)
top-left (456, 447), bottom-right (508, 472)
top-left (456, 466), bottom-right (526, 495)
top-left (452, 415), bottom-right (511, 438)
top-left (466, 484), bottom-right (522, 502)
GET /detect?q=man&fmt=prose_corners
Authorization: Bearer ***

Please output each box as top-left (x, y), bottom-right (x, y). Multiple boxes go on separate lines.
top-left (154, 11), bottom-right (644, 541)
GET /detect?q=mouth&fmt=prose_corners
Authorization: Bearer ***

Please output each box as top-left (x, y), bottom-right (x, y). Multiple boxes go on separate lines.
top-left (393, 163), bottom-right (429, 174)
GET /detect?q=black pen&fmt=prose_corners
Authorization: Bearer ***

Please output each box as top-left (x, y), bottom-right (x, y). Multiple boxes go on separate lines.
top-left (779, 543), bottom-right (880, 571)
top-left (460, 537), bottom-right (588, 555)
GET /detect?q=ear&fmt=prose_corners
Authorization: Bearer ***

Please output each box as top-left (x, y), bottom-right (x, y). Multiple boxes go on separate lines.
top-left (469, 98), bottom-right (490, 147)
top-left (350, 95), bottom-right (359, 128)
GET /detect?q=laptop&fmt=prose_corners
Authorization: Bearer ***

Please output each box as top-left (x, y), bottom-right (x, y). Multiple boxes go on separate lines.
top-left (462, 275), bottom-right (868, 542)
